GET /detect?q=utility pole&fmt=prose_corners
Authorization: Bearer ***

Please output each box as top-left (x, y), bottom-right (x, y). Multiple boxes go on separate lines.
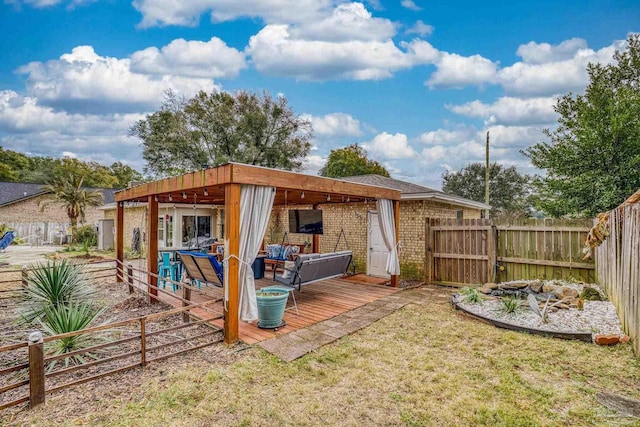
top-left (485, 130), bottom-right (490, 218)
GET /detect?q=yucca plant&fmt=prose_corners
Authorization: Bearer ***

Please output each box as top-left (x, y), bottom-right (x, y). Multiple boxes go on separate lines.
top-left (20, 259), bottom-right (94, 324)
top-left (500, 296), bottom-right (523, 314)
top-left (39, 303), bottom-right (104, 368)
top-left (460, 287), bottom-right (483, 304)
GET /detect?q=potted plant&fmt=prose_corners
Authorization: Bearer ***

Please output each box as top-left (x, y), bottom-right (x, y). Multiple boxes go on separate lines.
top-left (256, 288), bottom-right (289, 329)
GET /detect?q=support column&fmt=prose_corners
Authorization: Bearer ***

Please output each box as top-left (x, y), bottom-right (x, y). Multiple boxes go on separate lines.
top-left (147, 196), bottom-right (158, 303)
top-left (224, 183), bottom-right (241, 345)
top-left (116, 201), bottom-right (124, 283)
top-left (390, 199), bottom-right (400, 288)
top-left (312, 203), bottom-right (320, 253)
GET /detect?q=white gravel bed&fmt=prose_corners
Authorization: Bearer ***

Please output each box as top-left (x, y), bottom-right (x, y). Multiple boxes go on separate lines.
top-left (458, 298), bottom-right (624, 336)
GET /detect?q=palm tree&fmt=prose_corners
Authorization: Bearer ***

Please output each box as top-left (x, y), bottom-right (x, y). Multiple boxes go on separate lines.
top-left (40, 174), bottom-right (104, 238)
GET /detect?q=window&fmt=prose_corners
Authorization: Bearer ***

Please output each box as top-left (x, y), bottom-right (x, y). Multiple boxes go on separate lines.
top-left (158, 217), bottom-right (164, 240)
top-left (182, 215), bottom-right (212, 243)
top-left (456, 210), bottom-right (463, 220)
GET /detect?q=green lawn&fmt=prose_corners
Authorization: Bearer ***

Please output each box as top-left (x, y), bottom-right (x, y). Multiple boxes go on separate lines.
top-left (9, 295), bottom-right (640, 427)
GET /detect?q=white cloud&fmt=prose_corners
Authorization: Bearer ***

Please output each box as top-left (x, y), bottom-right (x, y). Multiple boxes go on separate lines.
top-left (363, 132), bottom-right (417, 159)
top-left (290, 3), bottom-right (396, 42)
top-left (303, 113), bottom-right (363, 136)
top-left (132, 0), bottom-right (333, 28)
top-left (406, 20), bottom-right (434, 36)
top-left (516, 38), bottom-right (588, 64)
top-left (5, 0), bottom-right (93, 8)
top-left (427, 52), bottom-right (498, 89)
top-left (302, 154), bottom-right (327, 175)
top-left (447, 96), bottom-right (557, 125)
top-left (401, 0), bottom-right (421, 11)
top-left (0, 90), bottom-right (145, 169)
top-left (419, 127), bottom-right (475, 145)
top-left (130, 37), bottom-right (246, 78)
top-left (16, 45), bottom-right (218, 112)
top-left (247, 25), bottom-right (433, 81)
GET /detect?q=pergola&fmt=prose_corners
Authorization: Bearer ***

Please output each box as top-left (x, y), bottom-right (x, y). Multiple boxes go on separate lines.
top-left (114, 163), bottom-right (402, 344)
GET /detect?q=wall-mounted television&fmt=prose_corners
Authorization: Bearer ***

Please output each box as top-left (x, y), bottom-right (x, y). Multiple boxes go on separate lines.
top-left (289, 209), bottom-right (323, 235)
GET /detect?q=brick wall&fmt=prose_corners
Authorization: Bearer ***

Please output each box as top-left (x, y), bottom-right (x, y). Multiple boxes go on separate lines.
top-left (103, 205), bottom-right (147, 255)
top-left (265, 199), bottom-right (481, 280)
top-left (0, 194), bottom-right (104, 225)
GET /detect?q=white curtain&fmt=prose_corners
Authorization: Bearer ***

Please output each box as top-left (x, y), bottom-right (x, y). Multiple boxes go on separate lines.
top-left (376, 199), bottom-right (400, 276)
top-left (228, 184), bottom-right (275, 322)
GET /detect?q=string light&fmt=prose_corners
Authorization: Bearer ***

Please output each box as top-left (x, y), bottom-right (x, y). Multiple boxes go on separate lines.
top-left (326, 194), bottom-right (331, 202)
top-left (301, 191), bottom-right (305, 199)
top-left (154, 195), bottom-right (158, 202)
top-left (182, 192), bottom-right (187, 199)
top-left (203, 188), bottom-right (208, 196)
top-left (169, 194), bottom-right (173, 202)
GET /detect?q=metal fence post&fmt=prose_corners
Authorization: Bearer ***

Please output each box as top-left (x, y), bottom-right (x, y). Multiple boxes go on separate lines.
top-left (28, 331), bottom-right (45, 409)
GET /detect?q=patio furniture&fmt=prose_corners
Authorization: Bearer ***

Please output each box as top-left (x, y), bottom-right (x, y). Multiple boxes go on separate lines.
top-left (265, 243), bottom-right (303, 272)
top-left (0, 231), bottom-right (15, 252)
top-left (178, 251), bottom-right (223, 288)
top-left (158, 252), bottom-right (180, 291)
top-left (273, 250), bottom-right (353, 291)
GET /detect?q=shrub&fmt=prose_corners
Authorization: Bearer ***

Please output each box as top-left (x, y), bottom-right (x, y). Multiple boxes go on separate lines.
top-left (75, 225), bottom-right (97, 246)
top-left (460, 287), bottom-right (482, 304)
top-left (500, 296), bottom-right (523, 314)
top-left (20, 259), bottom-right (94, 324)
top-left (39, 303), bottom-right (104, 367)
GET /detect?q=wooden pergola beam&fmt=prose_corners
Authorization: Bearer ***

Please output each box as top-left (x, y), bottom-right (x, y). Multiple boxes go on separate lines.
top-left (116, 202), bottom-right (124, 283)
top-left (147, 195), bottom-right (159, 303)
top-left (224, 184), bottom-right (241, 345)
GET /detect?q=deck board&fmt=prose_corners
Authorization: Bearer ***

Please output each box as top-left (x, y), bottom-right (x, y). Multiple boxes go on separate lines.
top-left (134, 275), bottom-right (400, 344)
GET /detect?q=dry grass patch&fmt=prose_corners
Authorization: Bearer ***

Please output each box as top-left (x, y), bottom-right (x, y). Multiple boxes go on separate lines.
top-left (6, 295), bottom-right (640, 427)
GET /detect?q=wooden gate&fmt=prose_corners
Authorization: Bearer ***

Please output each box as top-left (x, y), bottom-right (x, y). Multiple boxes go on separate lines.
top-left (425, 218), bottom-right (595, 286)
top-left (425, 219), bottom-right (495, 286)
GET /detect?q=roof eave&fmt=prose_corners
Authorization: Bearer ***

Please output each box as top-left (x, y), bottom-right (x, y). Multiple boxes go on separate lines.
top-left (401, 193), bottom-right (491, 210)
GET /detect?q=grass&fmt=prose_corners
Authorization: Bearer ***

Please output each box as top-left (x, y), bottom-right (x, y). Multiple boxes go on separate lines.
top-left (10, 296), bottom-right (640, 427)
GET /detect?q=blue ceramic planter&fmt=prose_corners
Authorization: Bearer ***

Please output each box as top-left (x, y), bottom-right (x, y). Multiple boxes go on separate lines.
top-left (256, 289), bottom-right (289, 329)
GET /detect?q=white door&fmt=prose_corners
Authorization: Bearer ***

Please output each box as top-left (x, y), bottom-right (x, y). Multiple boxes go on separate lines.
top-left (368, 212), bottom-right (390, 278)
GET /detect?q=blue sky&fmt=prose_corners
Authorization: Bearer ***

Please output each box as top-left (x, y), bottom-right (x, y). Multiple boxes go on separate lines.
top-left (1, 0), bottom-right (638, 188)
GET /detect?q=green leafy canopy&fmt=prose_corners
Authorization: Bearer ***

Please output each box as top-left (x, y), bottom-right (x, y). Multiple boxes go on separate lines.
top-left (131, 90), bottom-right (312, 177)
top-left (523, 34), bottom-right (640, 217)
top-left (319, 143), bottom-right (390, 178)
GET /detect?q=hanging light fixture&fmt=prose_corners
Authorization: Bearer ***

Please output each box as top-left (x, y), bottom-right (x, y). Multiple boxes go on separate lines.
top-left (301, 191), bottom-right (305, 199)
top-left (326, 194), bottom-right (331, 202)
top-left (203, 188), bottom-right (208, 196)
top-left (182, 192), bottom-right (187, 199)
top-left (154, 195), bottom-right (158, 202)
top-left (169, 194), bottom-right (173, 202)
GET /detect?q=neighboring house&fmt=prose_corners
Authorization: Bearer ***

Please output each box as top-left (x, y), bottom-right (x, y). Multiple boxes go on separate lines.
top-left (265, 174), bottom-right (490, 280)
top-left (0, 182), bottom-right (115, 244)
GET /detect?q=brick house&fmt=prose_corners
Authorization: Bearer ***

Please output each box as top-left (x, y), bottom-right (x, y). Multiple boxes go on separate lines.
top-left (0, 182), bottom-right (115, 244)
top-left (265, 175), bottom-right (490, 280)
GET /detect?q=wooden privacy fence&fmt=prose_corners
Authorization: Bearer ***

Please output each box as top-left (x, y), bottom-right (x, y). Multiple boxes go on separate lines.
top-left (425, 218), bottom-right (595, 286)
top-left (595, 204), bottom-right (640, 356)
top-left (0, 262), bottom-right (223, 411)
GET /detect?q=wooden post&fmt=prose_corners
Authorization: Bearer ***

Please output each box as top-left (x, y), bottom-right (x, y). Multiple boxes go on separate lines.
top-left (22, 266), bottom-right (28, 287)
top-left (116, 201), bottom-right (124, 283)
top-left (28, 331), bottom-right (45, 409)
top-left (147, 195), bottom-right (159, 303)
top-left (312, 204), bottom-right (320, 253)
top-left (487, 224), bottom-right (498, 284)
top-left (390, 199), bottom-right (400, 288)
top-left (224, 183), bottom-right (241, 345)
top-left (425, 219), bottom-right (433, 285)
top-left (140, 318), bottom-right (146, 367)
top-left (127, 263), bottom-right (134, 294)
top-left (182, 285), bottom-right (191, 323)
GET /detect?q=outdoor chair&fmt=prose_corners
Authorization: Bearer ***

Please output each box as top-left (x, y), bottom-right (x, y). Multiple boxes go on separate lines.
top-left (178, 251), bottom-right (223, 288)
top-left (158, 252), bottom-right (180, 291)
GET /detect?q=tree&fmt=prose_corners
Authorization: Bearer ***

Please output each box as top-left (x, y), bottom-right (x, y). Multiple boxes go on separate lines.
top-left (131, 90), bottom-right (312, 177)
top-left (40, 174), bottom-right (104, 236)
top-left (442, 163), bottom-right (532, 218)
top-left (319, 144), bottom-right (390, 178)
top-left (109, 162), bottom-right (143, 189)
top-left (0, 147), bottom-right (29, 181)
top-left (523, 34), bottom-right (640, 217)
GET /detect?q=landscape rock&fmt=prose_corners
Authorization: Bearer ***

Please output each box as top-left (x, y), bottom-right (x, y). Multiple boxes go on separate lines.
top-left (542, 284), bottom-right (561, 295)
top-left (620, 335), bottom-right (631, 344)
top-left (581, 286), bottom-right (604, 301)
top-left (483, 283), bottom-right (499, 290)
top-left (529, 280), bottom-right (544, 293)
top-left (561, 287), bottom-right (579, 299)
top-left (594, 334), bottom-right (620, 345)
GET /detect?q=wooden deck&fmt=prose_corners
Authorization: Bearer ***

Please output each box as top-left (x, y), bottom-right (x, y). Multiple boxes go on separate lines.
top-left (142, 275), bottom-right (400, 344)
